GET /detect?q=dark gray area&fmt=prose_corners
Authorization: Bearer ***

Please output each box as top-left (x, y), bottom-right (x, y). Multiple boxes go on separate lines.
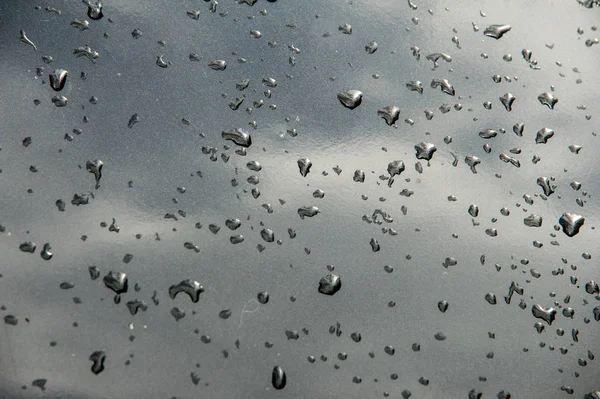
top-left (0, 0), bottom-right (599, 398)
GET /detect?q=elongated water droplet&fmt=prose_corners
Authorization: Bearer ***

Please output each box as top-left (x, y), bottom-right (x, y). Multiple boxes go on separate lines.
top-left (297, 158), bottom-right (312, 177)
top-left (89, 351), bottom-right (106, 374)
top-left (20, 30), bottom-right (37, 51)
top-left (222, 128), bottom-right (252, 147)
top-left (86, 160), bottom-right (103, 189)
top-left (484, 24), bottom-right (512, 39)
top-left (272, 366), bottom-right (286, 389)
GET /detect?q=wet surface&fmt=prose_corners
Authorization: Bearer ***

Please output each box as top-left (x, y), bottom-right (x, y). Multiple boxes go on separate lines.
top-left (0, 0), bottom-right (600, 398)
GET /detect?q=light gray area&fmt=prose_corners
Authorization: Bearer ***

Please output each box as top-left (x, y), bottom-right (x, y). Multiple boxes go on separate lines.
top-left (0, 0), bottom-right (599, 398)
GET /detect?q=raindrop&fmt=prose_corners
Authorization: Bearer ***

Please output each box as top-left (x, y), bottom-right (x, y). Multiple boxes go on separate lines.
top-left (49, 69), bottom-right (68, 91)
top-left (538, 92), bottom-right (558, 109)
top-left (377, 106), bottom-right (401, 126)
top-left (318, 274), bottom-right (342, 295)
top-left (89, 351), bottom-right (106, 374)
top-left (297, 158), bottom-right (312, 177)
top-left (484, 24), bottom-right (512, 39)
top-left (272, 366), bottom-right (286, 389)
top-left (559, 213), bottom-right (585, 237)
top-left (169, 280), bottom-right (204, 303)
top-left (337, 90), bottom-right (363, 109)
top-left (532, 304), bottom-right (557, 325)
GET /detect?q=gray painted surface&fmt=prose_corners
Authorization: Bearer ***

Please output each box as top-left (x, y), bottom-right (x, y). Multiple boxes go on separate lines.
top-left (0, 0), bottom-right (599, 397)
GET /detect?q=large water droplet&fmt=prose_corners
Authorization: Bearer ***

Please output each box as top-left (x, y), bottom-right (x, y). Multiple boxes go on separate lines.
top-left (297, 158), bottom-right (312, 177)
top-left (318, 274), bottom-right (341, 295)
top-left (89, 351), bottom-right (106, 374)
top-left (532, 304), bottom-right (557, 325)
top-left (271, 366), bottom-right (286, 389)
top-left (484, 24), bottom-right (512, 39)
top-left (222, 128), bottom-right (252, 147)
top-left (377, 106), bottom-right (401, 126)
top-left (49, 69), bottom-right (68, 91)
top-left (337, 90), bottom-right (363, 109)
top-left (559, 213), bottom-right (585, 237)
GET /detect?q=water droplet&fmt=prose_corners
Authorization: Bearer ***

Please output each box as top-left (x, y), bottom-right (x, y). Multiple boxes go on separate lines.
top-left (468, 204), bottom-right (479, 217)
top-left (271, 366), bottom-right (286, 389)
top-left (49, 69), bottom-right (68, 91)
top-left (103, 271), bottom-right (128, 294)
top-left (40, 243), bottom-right (53, 260)
top-left (51, 96), bottom-right (68, 107)
top-left (377, 106), bottom-right (401, 126)
top-left (156, 55), bottom-right (168, 68)
top-left (170, 307), bottom-right (185, 321)
top-left (538, 92), bottom-right (558, 109)
top-left (73, 45), bottom-right (99, 62)
top-left (318, 274), bottom-right (341, 295)
top-left (535, 127), bottom-right (554, 144)
top-left (524, 214), bottom-right (543, 227)
top-left (532, 304), bottom-right (557, 325)
top-left (485, 293), bottom-right (497, 305)
top-left (260, 229), bottom-right (275, 242)
top-left (71, 19), bottom-right (90, 31)
top-left (438, 300), bottom-right (449, 312)
top-left (365, 41), bottom-right (378, 54)
top-left (208, 59), bottom-right (227, 70)
top-left (298, 206), bottom-right (320, 219)
top-left (406, 81), bottom-right (423, 94)
top-left (337, 90), bottom-right (363, 109)
top-left (536, 176), bottom-right (555, 196)
top-left (499, 93), bottom-right (515, 111)
top-left (338, 23), bottom-right (352, 34)
top-left (559, 213), bottom-right (585, 237)
top-left (85, 1), bottom-right (103, 20)
top-left (85, 160), bottom-right (103, 189)
top-left (484, 24), bottom-right (512, 39)
top-left (126, 300), bottom-right (148, 315)
top-left (430, 79), bottom-right (456, 96)
top-left (465, 156), bottom-right (481, 173)
top-left (169, 280), bottom-right (204, 302)
top-left (89, 351), bottom-right (106, 374)
top-left (414, 142), bottom-right (437, 161)
top-left (19, 241), bottom-right (36, 253)
top-left (257, 291), bottom-right (269, 304)
top-left (20, 30), bottom-right (37, 51)
top-left (297, 158), bottom-right (312, 177)
top-left (222, 128), bottom-right (252, 147)
top-left (230, 235), bottom-right (244, 244)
